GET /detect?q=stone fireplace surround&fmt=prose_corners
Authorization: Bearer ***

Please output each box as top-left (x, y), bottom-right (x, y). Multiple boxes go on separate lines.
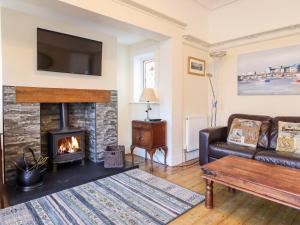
top-left (3, 86), bottom-right (118, 182)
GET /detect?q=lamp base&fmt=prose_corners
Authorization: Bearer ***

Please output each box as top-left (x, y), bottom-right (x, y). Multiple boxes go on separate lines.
top-left (144, 101), bottom-right (151, 122)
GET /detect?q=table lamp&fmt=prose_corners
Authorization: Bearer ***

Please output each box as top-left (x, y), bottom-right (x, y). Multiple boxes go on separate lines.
top-left (139, 88), bottom-right (158, 121)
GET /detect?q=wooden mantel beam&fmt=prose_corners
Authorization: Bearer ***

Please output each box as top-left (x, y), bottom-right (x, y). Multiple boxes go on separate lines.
top-left (15, 86), bottom-right (111, 103)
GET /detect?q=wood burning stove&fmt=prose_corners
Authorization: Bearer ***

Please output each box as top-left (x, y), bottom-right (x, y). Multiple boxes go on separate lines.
top-left (48, 103), bottom-right (85, 171)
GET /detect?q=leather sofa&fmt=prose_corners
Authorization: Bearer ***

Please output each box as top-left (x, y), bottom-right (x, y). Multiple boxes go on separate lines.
top-left (199, 114), bottom-right (300, 169)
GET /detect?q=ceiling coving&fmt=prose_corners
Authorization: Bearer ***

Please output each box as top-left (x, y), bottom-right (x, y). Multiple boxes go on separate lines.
top-left (194, 0), bottom-right (240, 10)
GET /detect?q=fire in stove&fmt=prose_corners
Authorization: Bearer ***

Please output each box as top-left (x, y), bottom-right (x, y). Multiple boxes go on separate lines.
top-left (48, 103), bottom-right (85, 172)
top-left (58, 136), bottom-right (81, 154)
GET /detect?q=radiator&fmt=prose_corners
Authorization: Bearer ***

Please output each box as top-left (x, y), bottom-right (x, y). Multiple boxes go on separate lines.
top-left (185, 115), bottom-right (207, 152)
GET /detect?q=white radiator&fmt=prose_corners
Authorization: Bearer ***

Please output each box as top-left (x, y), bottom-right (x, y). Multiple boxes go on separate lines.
top-left (185, 115), bottom-right (207, 152)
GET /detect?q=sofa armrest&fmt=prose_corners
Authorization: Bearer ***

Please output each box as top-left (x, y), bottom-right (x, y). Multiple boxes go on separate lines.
top-left (199, 126), bottom-right (227, 165)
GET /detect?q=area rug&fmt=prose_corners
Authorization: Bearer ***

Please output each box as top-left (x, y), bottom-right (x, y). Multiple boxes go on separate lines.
top-left (0, 169), bottom-right (204, 225)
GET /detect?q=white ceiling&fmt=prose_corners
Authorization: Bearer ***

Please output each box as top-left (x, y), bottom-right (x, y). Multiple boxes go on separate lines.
top-left (0, 0), bottom-right (165, 45)
top-left (194, 0), bottom-right (241, 10)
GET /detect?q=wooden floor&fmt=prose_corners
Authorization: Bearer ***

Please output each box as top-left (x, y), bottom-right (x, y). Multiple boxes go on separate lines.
top-left (128, 155), bottom-right (300, 225)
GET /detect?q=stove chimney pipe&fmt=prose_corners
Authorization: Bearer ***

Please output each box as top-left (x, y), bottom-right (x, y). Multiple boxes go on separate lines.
top-left (59, 103), bottom-right (69, 129)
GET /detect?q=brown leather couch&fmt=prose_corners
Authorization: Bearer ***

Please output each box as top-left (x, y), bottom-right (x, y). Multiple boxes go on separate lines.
top-left (199, 114), bottom-right (300, 169)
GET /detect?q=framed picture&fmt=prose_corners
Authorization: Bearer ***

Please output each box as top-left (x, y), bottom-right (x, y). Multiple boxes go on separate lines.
top-left (188, 57), bottom-right (205, 76)
top-left (238, 44), bottom-right (300, 95)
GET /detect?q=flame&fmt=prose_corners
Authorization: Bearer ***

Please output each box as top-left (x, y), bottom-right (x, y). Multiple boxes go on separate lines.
top-left (58, 136), bottom-right (80, 154)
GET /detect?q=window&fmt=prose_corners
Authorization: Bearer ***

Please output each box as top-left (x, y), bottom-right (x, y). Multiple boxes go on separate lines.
top-left (132, 51), bottom-right (157, 102)
top-left (143, 59), bottom-right (155, 88)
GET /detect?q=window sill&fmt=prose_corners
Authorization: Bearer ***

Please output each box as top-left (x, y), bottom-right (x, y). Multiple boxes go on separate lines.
top-left (129, 101), bottom-right (160, 105)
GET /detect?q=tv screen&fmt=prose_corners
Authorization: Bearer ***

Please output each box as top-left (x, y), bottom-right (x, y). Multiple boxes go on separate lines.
top-left (37, 28), bottom-right (102, 76)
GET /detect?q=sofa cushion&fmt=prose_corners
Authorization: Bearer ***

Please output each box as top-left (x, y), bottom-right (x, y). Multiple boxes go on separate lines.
top-left (269, 116), bottom-right (300, 149)
top-left (228, 114), bottom-right (272, 149)
top-left (255, 150), bottom-right (300, 169)
top-left (276, 121), bottom-right (300, 153)
top-left (209, 142), bottom-right (259, 159)
top-left (227, 118), bottom-right (262, 148)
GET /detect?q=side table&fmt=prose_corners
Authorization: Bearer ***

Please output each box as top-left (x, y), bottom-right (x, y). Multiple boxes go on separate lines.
top-left (130, 120), bottom-right (167, 172)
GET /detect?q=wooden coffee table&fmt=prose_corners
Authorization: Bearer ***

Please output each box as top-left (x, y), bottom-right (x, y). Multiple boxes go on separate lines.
top-left (201, 156), bottom-right (300, 210)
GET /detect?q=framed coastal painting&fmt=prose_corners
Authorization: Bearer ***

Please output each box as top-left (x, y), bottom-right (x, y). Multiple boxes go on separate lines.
top-left (188, 57), bottom-right (205, 76)
top-left (238, 44), bottom-right (300, 95)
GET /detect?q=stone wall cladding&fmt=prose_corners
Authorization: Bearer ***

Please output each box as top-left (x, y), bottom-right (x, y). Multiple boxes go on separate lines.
top-left (68, 103), bottom-right (96, 157)
top-left (94, 90), bottom-right (118, 162)
top-left (3, 86), bottom-right (41, 181)
top-left (3, 86), bottom-right (117, 180)
top-left (40, 104), bottom-right (60, 156)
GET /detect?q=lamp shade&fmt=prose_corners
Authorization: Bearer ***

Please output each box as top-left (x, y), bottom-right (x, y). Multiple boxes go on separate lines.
top-left (139, 88), bottom-right (158, 102)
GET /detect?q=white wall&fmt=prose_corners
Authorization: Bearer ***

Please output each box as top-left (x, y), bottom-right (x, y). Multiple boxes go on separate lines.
top-left (117, 44), bottom-right (131, 150)
top-left (158, 37), bottom-right (185, 165)
top-left (118, 38), bottom-right (188, 165)
top-left (215, 34), bottom-right (300, 126)
top-left (129, 40), bottom-right (160, 102)
top-left (183, 43), bottom-right (209, 160)
top-left (118, 41), bottom-right (210, 163)
top-left (183, 44), bottom-right (209, 118)
top-left (209, 0), bottom-right (300, 43)
top-left (2, 8), bottom-right (117, 90)
top-left (117, 40), bottom-right (161, 159)
top-left (117, 41), bottom-right (161, 152)
top-left (129, 40), bottom-right (161, 160)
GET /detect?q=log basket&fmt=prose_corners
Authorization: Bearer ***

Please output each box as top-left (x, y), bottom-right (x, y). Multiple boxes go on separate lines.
top-left (104, 145), bottom-right (125, 168)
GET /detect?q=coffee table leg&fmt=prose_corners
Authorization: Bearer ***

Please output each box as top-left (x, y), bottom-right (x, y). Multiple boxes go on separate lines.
top-left (228, 187), bottom-right (236, 193)
top-left (205, 179), bottom-right (213, 209)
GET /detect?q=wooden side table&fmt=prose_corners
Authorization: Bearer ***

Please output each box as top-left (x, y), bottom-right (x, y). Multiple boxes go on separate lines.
top-left (130, 120), bottom-right (167, 172)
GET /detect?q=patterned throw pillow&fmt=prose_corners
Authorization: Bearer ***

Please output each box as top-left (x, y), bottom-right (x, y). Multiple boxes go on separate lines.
top-left (227, 118), bottom-right (262, 148)
top-left (276, 121), bottom-right (300, 153)
top-left (257, 121), bottom-right (271, 149)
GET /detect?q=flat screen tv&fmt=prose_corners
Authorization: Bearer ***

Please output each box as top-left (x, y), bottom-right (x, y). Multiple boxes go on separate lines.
top-left (37, 28), bottom-right (102, 76)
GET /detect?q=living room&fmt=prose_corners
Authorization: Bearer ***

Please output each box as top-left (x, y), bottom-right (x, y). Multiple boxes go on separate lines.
top-left (0, 0), bottom-right (299, 224)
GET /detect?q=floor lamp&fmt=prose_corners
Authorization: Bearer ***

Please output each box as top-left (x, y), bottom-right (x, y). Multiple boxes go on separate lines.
top-left (206, 73), bottom-right (217, 127)
top-left (208, 51), bottom-right (227, 127)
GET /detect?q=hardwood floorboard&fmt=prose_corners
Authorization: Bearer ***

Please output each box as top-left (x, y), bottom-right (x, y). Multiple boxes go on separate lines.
top-left (291, 213), bottom-right (300, 225)
top-left (127, 154), bottom-right (300, 225)
top-left (267, 205), bottom-right (299, 225)
top-left (194, 192), bottom-right (249, 225)
top-left (220, 196), bottom-right (265, 225)
top-left (243, 201), bottom-right (282, 225)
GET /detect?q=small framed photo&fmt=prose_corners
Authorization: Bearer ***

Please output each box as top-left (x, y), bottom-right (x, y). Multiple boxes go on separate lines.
top-left (188, 57), bottom-right (205, 76)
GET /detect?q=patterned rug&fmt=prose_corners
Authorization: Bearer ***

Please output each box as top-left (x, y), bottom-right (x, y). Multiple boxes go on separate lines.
top-left (0, 169), bottom-right (204, 225)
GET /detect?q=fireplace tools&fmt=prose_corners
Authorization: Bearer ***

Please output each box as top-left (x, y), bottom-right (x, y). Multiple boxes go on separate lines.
top-left (14, 147), bottom-right (48, 192)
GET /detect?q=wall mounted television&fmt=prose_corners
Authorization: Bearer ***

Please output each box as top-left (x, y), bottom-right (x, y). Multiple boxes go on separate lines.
top-left (37, 28), bottom-right (102, 76)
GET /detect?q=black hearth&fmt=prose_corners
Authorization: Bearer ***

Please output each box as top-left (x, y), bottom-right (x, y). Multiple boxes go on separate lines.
top-left (4, 160), bottom-right (138, 206)
top-left (48, 103), bottom-right (85, 171)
